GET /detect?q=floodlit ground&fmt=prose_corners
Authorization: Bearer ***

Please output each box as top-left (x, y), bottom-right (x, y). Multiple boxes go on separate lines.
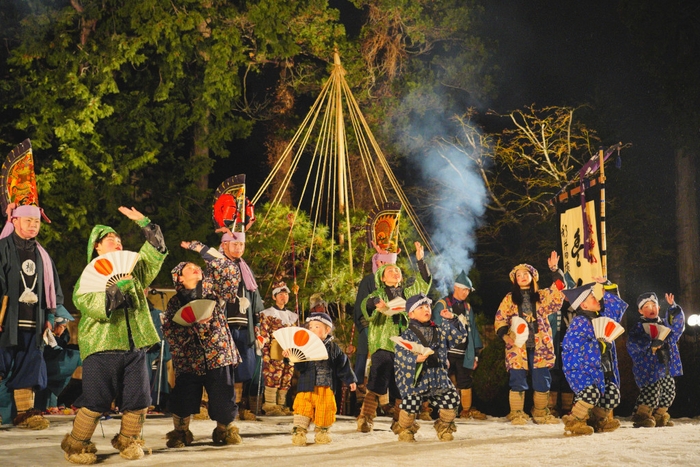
top-left (2, 413), bottom-right (700, 467)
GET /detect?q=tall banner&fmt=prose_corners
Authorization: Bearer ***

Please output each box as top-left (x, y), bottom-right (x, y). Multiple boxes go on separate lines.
top-left (560, 200), bottom-right (603, 286)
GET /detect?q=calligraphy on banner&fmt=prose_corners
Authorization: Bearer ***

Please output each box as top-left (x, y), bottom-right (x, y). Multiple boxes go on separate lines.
top-left (560, 200), bottom-right (602, 288)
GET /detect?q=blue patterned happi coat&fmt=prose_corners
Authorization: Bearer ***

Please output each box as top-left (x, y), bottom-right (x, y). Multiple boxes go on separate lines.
top-left (562, 291), bottom-right (628, 394)
top-left (394, 318), bottom-right (466, 398)
top-left (627, 305), bottom-right (684, 388)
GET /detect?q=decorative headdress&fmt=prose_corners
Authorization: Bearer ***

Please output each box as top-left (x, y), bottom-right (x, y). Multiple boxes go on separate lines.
top-left (509, 264), bottom-right (539, 284)
top-left (272, 281), bottom-right (291, 297)
top-left (213, 174), bottom-right (255, 233)
top-left (306, 311), bottom-right (333, 329)
top-left (366, 202), bottom-right (401, 272)
top-left (0, 140), bottom-right (56, 309)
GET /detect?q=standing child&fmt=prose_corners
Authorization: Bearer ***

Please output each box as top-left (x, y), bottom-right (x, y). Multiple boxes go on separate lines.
top-left (394, 293), bottom-right (466, 442)
top-left (561, 278), bottom-right (628, 436)
top-left (494, 252), bottom-right (565, 425)
top-left (258, 281), bottom-right (298, 416)
top-left (627, 292), bottom-right (684, 428)
top-left (162, 256), bottom-right (242, 448)
top-left (288, 311), bottom-right (357, 446)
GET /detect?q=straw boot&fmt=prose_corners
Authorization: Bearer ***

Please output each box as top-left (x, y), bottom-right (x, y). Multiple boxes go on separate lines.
top-left (590, 406), bottom-right (620, 433)
top-left (111, 408), bottom-right (150, 460)
top-left (61, 407), bottom-right (101, 464)
top-left (531, 391), bottom-right (560, 424)
top-left (561, 392), bottom-right (575, 414)
top-left (262, 386), bottom-right (285, 416)
top-left (212, 422), bottom-right (242, 445)
top-left (433, 409), bottom-right (457, 441)
top-left (563, 401), bottom-right (594, 436)
top-left (632, 404), bottom-right (656, 428)
top-left (277, 389), bottom-right (293, 415)
top-left (507, 391), bottom-right (529, 425)
top-left (548, 390), bottom-right (560, 417)
top-left (291, 415), bottom-right (311, 446)
top-left (357, 390), bottom-right (379, 432)
top-left (460, 388), bottom-right (487, 420)
top-left (396, 410), bottom-right (420, 442)
top-left (653, 407), bottom-right (673, 427)
top-left (13, 388), bottom-right (49, 430)
top-left (166, 415), bottom-right (194, 448)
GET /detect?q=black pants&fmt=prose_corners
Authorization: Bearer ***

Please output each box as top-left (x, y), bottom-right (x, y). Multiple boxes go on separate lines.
top-left (447, 353), bottom-right (474, 389)
top-left (367, 349), bottom-right (400, 400)
top-left (169, 365), bottom-right (238, 425)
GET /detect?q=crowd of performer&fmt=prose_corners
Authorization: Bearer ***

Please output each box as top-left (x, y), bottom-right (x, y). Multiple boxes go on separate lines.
top-left (0, 199), bottom-right (686, 464)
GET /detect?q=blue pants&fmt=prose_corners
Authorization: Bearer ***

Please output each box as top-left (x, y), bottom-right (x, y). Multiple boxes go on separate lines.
top-left (75, 349), bottom-right (151, 413)
top-left (0, 331), bottom-right (47, 391)
top-left (509, 349), bottom-right (551, 393)
top-left (230, 327), bottom-right (256, 383)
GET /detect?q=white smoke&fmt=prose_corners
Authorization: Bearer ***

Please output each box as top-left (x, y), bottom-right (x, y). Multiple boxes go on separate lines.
top-left (421, 144), bottom-right (488, 296)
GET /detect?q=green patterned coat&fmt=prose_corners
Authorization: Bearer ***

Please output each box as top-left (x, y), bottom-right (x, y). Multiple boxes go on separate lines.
top-left (74, 221), bottom-right (167, 361)
top-left (361, 264), bottom-right (431, 354)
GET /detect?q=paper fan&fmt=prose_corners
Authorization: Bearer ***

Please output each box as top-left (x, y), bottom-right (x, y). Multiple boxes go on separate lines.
top-left (390, 336), bottom-right (434, 356)
top-left (592, 317), bottom-right (625, 343)
top-left (382, 296), bottom-right (406, 316)
top-left (642, 323), bottom-right (671, 341)
top-left (172, 299), bottom-right (216, 327)
top-left (76, 251), bottom-right (140, 294)
top-left (510, 316), bottom-right (529, 347)
top-left (272, 326), bottom-right (328, 363)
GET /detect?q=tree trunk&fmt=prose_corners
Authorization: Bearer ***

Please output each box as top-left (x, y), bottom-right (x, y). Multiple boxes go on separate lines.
top-left (675, 146), bottom-right (700, 309)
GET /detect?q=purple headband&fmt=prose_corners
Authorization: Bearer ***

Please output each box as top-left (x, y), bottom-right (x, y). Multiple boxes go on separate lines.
top-left (12, 205), bottom-right (41, 218)
top-left (222, 232), bottom-right (245, 243)
top-left (372, 252), bottom-right (397, 273)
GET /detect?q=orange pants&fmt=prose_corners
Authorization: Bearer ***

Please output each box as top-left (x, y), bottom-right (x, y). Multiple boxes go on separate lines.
top-left (292, 386), bottom-right (336, 428)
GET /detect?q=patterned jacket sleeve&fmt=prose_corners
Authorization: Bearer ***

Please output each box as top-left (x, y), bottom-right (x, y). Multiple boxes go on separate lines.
top-left (332, 342), bottom-right (357, 385)
top-left (394, 334), bottom-right (419, 394)
top-left (162, 296), bottom-right (195, 361)
top-left (664, 304), bottom-right (685, 346)
top-left (441, 317), bottom-right (467, 350)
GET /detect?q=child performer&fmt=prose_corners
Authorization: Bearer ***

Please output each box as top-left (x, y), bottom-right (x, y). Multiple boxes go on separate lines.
top-left (63, 207), bottom-right (167, 464)
top-left (258, 281), bottom-right (298, 416)
top-left (163, 257), bottom-right (242, 448)
top-left (358, 242), bottom-right (431, 433)
top-left (394, 293), bottom-right (466, 442)
top-left (431, 270), bottom-right (485, 420)
top-left (494, 252), bottom-right (565, 425)
top-left (288, 311), bottom-right (357, 445)
top-left (561, 277), bottom-right (628, 436)
top-left (627, 292), bottom-right (684, 428)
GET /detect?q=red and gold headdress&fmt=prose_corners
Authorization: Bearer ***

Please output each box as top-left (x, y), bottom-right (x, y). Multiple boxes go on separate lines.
top-left (212, 174), bottom-right (255, 232)
top-left (1, 139), bottom-right (49, 221)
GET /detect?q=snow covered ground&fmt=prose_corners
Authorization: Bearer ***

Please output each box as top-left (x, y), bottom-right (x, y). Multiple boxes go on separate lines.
top-left (2, 413), bottom-right (700, 467)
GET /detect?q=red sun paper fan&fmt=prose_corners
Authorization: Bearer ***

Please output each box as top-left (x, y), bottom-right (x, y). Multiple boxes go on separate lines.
top-left (592, 317), bottom-right (625, 342)
top-left (642, 323), bottom-right (671, 341)
top-left (272, 326), bottom-right (328, 363)
top-left (390, 336), bottom-right (434, 356)
top-left (77, 251), bottom-right (140, 294)
top-left (172, 299), bottom-right (216, 327)
top-left (510, 316), bottom-right (529, 347)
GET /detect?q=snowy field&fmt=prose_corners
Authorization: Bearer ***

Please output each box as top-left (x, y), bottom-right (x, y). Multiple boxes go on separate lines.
top-left (2, 413), bottom-right (700, 467)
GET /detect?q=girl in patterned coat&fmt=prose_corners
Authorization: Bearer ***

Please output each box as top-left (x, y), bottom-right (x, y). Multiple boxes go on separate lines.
top-left (627, 292), bottom-right (684, 428)
top-left (494, 251), bottom-right (565, 425)
top-left (163, 254), bottom-right (242, 448)
top-left (258, 281), bottom-right (298, 416)
top-left (393, 293), bottom-right (466, 442)
top-left (561, 278), bottom-right (628, 436)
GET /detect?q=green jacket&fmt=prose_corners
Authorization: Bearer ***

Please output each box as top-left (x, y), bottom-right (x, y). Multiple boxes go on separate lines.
top-left (74, 222), bottom-right (167, 360)
top-left (361, 263), bottom-right (431, 354)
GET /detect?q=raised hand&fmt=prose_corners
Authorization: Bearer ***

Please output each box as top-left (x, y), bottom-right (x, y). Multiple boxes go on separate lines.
top-left (118, 206), bottom-right (145, 221)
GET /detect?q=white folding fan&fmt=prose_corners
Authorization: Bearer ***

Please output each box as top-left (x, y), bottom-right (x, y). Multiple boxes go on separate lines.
top-left (77, 251), bottom-right (140, 294)
top-left (642, 323), bottom-right (672, 341)
top-left (592, 317), bottom-right (625, 343)
top-left (272, 326), bottom-right (328, 363)
top-left (172, 299), bottom-right (216, 327)
top-left (510, 316), bottom-right (529, 347)
top-left (390, 336), bottom-right (434, 356)
top-left (381, 296), bottom-right (407, 316)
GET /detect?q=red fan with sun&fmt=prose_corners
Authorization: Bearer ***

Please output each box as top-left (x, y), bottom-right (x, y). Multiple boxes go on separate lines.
top-left (272, 326), bottom-right (328, 363)
top-left (172, 299), bottom-right (216, 327)
top-left (642, 323), bottom-right (671, 342)
top-left (390, 336), bottom-right (435, 356)
top-left (510, 316), bottom-right (529, 347)
top-left (76, 251), bottom-right (140, 294)
top-left (592, 317), bottom-right (625, 343)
